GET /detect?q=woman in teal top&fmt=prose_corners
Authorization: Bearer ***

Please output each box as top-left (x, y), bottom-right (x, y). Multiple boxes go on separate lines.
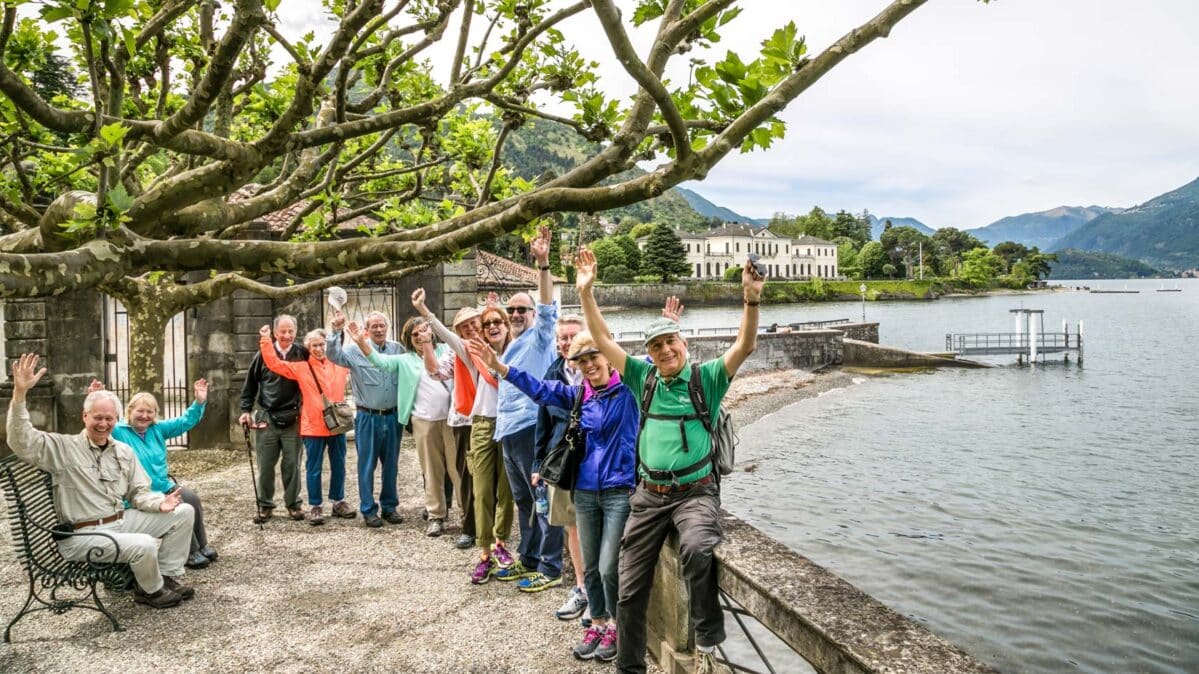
top-left (111, 378), bottom-right (215, 570)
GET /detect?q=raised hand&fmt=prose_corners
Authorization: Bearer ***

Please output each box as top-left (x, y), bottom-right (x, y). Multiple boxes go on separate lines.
top-left (411, 288), bottom-right (429, 316)
top-left (742, 258), bottom-right (765, 301)
top-left (662, 296), bottom-right (684, 322)
top-left (331, 310), bottom-right (346, 332)
top-left (486, 291), bottom-right (499, 308)
top-left (575, 247), bottom-right (597, 291)
top-left (11, 353), bottom-right (47, 394)
top-left (86, 378), bottom-right (105, 394)
top-left (530, 224), bottom-right (551, 265)
top-left (193, 378), bottom-right (209, 404)
top-left (414, 322), bottom-right (434, 349)
top-left (465, 337), bottom-right (501, 372)
top-left (259, 324), bottom-right (272, 338)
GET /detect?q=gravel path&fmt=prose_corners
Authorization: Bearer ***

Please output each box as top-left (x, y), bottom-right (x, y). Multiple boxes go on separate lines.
top-left (0, 368), bottom-right (851, 672)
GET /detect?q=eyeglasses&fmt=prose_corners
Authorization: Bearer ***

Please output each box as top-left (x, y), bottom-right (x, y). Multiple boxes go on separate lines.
top-left (506, 306), bottom-right (531, 315)
top-left (482, 319), bottom-right (505, 328)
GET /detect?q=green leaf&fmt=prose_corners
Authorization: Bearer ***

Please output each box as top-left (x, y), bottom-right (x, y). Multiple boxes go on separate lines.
top-left (40, 5), bottom-right (75, 22)
top-left (104, 0), bottom-right (134, 17)
top-left (106, 184), bottom-right (134, 212)
top-left (72, 201), bottom-right (97, 220)
top-left (120, 24), bottom-right (136, 58)
top-left (264, 0), bottom-right (281, 11)
top-left (98, 121), bottom-right (129, 148)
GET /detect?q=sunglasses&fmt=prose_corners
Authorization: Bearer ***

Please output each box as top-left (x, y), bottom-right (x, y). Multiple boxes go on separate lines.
top-left (506, 306), bottom-right (531, 315)
top-left (482, 319), bottom-right (506, 328)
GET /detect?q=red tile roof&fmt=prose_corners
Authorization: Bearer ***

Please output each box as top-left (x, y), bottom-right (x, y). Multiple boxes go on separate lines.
top-left (229, 184), bottom-right (378, 233)
top-left (476, 250), bottom-right (565, 289)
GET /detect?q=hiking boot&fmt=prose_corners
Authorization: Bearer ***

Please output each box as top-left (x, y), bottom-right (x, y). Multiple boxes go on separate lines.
top-left (572, 626), bottom-right (603, 660)
top-left (494, 561), bottom-right (537, 582)
top-left (470, 557), bottom-right (495, 585)
top-left (331, 501), bottom-right (356, 519)
top-left (308, 505), bottom-right (325, 526)
top-left (252, 507), bottom-right (273, 524)
top-left (594, 625), bottom-right (617, 662)
top-left (556, 587), bottom-right (588, 620)
top-left (363, 513), bottom-right (384, 528)
top-left (426, 518), bottom-right (444, 537)
top-left (134, 585), bottom-right (182, 609)
top-left (694, 649), bottom-right (732, 674)
top-left (453, 534), bottom-right (474, 549)
top-left (517, 572), bottom-right (562, 593)
top-left (185, 551), bottom-right (210, 569)
top-left (198, 547), bottom-right (218, 562)
top-left (491, 541), bottom-right (515, 569)
top-left (287, 506), bottom-right (304, 521)
top-left (162, 576), bottom-right (195, 601)
top-left (382, 510), bottom-right (404, 525)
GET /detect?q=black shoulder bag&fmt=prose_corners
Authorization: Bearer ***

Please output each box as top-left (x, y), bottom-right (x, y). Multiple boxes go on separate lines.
top-left (539, 387), bottom-right (586, 490)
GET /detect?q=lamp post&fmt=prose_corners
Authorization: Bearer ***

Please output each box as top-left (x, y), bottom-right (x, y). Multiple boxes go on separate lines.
top-left (859, 282), bottom-right (867, 322)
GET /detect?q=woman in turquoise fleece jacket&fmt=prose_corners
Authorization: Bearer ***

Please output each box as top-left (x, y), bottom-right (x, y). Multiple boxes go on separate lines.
top-left (110, 378), bottom-right (215, 570)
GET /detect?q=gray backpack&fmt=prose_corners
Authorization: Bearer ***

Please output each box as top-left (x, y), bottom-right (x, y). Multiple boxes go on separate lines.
top-left (638, 363), bottom-right (738, 484)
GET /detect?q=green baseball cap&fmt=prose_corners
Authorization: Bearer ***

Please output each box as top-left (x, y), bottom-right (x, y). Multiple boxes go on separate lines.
top-left (642, 318), bottom-right (682, 347)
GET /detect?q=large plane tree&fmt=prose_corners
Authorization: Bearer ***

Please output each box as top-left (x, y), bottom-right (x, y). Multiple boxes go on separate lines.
top-left (0, 0), bottom-right (973, 392)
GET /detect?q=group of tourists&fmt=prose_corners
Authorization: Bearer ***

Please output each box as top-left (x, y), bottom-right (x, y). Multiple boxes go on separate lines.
top-left (4, 223), bottom-right (765, 673)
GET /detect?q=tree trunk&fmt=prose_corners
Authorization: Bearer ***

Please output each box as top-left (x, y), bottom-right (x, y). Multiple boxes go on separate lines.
top-left (124, 302), bottom-right (171, 401)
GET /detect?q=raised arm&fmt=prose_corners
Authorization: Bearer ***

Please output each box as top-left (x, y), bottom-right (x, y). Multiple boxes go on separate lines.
top-left (413, 288), bottom-right (471, 369)
top-left (5, 354), bottom-right (59, 468)
top-left (466, 339), bottom-right (575, 409)
top-left (324, 310), bottom-right (353, 367)
top-left (258, 326), bottom-right (302, 380)
top-left (575, 248), bottom-right (628, 375)
top-left (531, 224), bottom-right (554, 306)
top-left (155, 379), bottom-right (208, 440)
top-left (722, 257), bottom-right (765, 378)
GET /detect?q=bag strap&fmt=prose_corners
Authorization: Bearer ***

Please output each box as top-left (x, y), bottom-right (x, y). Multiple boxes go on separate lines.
top-left (306, 361), bottom-right (333, 406)
top-left (685, 362), bottom-right (714, 435)
top-left (568, 385), bottom-right (585, 429)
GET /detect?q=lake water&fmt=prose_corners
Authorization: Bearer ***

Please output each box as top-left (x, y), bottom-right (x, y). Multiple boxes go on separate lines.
top-left (607, 279), bottom-right (1199, 674)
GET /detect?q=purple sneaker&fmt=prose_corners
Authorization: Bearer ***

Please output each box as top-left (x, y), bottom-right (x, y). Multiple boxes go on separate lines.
top-left (470, 557), bottom-right (495, 585)
top-left (594, 625), bottom-right (617, 662)
top-left (491, 542), bottom-right (515, 569)
top-left (572, 626), bottom-right (603, 660)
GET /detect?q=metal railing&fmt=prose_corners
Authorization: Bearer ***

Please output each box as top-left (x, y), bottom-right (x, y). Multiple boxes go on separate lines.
top-left (616, 319), bottom-right (852, 341)
top-left (946, 332), bottom-right (1079, 353)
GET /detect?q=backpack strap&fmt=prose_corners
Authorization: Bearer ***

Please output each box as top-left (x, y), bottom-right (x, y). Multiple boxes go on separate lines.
top-left (685, 362), bottom-right (714, 435)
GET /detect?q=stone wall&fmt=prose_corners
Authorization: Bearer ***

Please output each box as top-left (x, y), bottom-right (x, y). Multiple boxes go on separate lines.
top-left (838, 321), bottom-right (880, 344)
top-left (616, 330), bottom-right (844, 373)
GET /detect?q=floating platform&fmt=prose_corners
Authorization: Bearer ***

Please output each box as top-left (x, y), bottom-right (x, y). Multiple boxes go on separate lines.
top-left (1089, 289), bottom-right (1140, 294)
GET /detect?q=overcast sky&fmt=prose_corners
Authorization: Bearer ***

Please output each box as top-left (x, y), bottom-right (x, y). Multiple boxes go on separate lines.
top-left (282, 0), bottom-right (1199, 230)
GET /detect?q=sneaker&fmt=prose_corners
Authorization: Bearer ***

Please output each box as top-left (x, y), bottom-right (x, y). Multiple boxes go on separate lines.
top-left (494, 561), bottom-right (538, 582)
top-left (572, 626), bottom-right (603, 660)
top-left (491, 542), bottom-right (515, 569)
top-left (308, 505), bottom-right (325, 526)
top-left (185, 551), bottom-right (211, 569)
top-left (517, 572), bottom-right (562, 593)
top-left (363, 513), bottom-right (384, 528)
top-left (694, 648), bottom-right (731, 674)
top-left (453, 534), bottom-right (474, 549)
top-left (198, 547), bottom-right (218, 562)
top-left (331, 501), bottom-right (357, 519)
top-left (426, 518), bottom-right (444, 537)
top-left (556, 587), bottom-right (588, 620)
top-left (134, 585), bottom-right (182, 609)
top-left (594, 625), bottom-right (617, 662)
top-left (382, 510), bottom-right (404, 525)
top-left (470, 557), bottom-right (495, 585)
top-left (162, 576), bottom-right (195, 601)
top-left (252, 507), bottom-right (273, 524)
top-left (287, 506), bottom-right (304, 521)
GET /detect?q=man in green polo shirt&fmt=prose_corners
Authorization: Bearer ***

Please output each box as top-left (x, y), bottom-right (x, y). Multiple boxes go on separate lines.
top-left (574, 248), bottom-right (763, 674)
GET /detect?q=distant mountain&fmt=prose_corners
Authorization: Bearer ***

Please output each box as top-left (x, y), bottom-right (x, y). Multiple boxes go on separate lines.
top-left (968, 206), bottom-right (1118, 249)
top-left (675, 187), bottom-right (769, 225)
top-left (865, 215), bottom-right (934, 240)
top-left (1052, 177), bottom-right (1199, 270)
top-left (1048, 249), bottom-right (1160, 280)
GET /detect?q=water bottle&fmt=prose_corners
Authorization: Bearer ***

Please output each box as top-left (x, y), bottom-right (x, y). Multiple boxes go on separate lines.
top-left (535, 484), bottom-right (549, 516)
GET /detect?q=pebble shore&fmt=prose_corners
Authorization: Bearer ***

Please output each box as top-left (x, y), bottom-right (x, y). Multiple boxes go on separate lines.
top-left (0, 367), bottom-right (849, 672)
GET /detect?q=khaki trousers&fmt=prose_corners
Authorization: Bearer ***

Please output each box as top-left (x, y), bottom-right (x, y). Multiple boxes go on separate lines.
top-left (411, 417), bottom-right (462, 520)
top-left (58, 504), bottom-right (195, 593)
top-left (467, 415), bottom-right (514, 551)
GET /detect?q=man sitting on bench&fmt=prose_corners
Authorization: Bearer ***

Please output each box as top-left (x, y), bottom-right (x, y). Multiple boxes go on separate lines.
top-left (6, 353), bottom-right (196, 609)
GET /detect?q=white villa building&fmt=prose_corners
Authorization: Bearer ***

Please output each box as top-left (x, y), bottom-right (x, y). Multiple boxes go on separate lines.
top-left (644, 224), bottom-right (839, 280)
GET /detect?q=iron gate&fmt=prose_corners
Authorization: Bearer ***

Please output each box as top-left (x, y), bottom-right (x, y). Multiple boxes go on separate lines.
top-left (102, 296), bottom-right (191, 448)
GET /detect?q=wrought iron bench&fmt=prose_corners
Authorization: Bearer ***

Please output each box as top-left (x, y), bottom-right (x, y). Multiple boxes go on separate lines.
top-left (0, 454), bottom-right (136, 642)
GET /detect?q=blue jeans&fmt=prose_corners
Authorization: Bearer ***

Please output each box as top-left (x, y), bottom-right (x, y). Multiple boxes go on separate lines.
top-left (501, 425), bottom-right (563, 577)
top-left (575, 488), bottom-right (632, 622)
top-left (355, 410), bottom-right (401, 515)
top-left (302, 435), bottom-right (347, 506)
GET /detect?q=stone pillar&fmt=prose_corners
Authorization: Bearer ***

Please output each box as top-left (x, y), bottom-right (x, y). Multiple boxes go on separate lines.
top-left (189, 272), bottom-right (236, 449)
top-left (647, 532), bottom-right (696, 674)
top-left (47, 291), bottom-right (104, 433)
top-left (1, 299), bottom-right (52, 455)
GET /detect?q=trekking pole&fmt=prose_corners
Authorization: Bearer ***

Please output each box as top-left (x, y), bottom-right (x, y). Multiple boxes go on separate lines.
top-left (242, 422), bottom-right (264, 530)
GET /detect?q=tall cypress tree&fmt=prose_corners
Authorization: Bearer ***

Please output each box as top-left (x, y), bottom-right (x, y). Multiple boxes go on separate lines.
top-left (640, 224), bottom-right (691, 282)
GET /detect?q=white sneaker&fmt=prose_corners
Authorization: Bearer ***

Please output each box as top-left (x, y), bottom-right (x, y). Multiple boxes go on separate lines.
top-left (556, 587), bottom-right (588, 620)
